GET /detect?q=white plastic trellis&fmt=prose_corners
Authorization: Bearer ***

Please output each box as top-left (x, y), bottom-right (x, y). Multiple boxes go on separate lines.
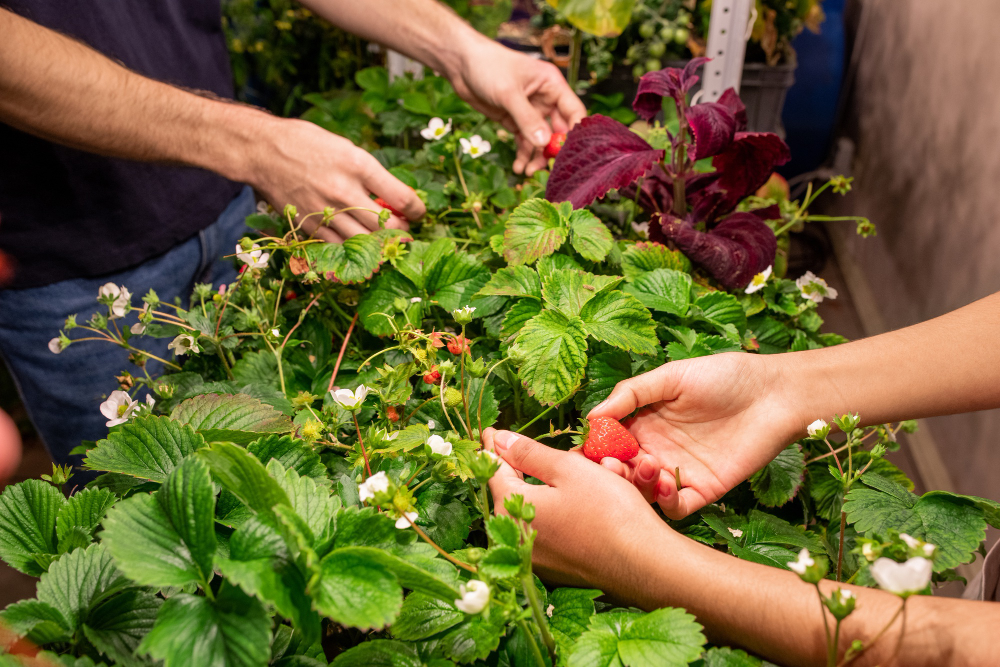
top-left (702, 0), bottom-right (753, 102)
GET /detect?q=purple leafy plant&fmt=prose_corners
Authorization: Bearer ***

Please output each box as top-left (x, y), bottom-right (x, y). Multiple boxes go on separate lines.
top-left (546, 59), bottom-right (791, 290)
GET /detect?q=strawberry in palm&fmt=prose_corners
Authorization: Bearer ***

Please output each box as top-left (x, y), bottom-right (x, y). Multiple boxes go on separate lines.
top-left (580, 416), bottom-right (640, 463)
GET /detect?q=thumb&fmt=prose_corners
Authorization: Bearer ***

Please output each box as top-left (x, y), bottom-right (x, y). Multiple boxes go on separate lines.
top-left (503, 94), bottom-right (551, 148)
top-left (491, 430), bottom-right (572, 486)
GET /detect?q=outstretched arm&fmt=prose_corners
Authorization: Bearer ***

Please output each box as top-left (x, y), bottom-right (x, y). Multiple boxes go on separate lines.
top-left (0, 8), bottom-right (423, 241)
top-left (587, 291), bottom-right (1000, 517)
top-left (484, 428), bottom-right (1000, 667)
top-left (300, 0), bottom-right (587, 174)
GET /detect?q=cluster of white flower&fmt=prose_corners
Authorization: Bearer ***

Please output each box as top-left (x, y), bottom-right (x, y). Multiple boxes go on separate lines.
top-left (331, 385), bottom-right (369, 411)
top-left (168, 334), bottom-right (200, 356)
top-left (454, 580), bottom-right (490, 614)
top-left (426, 434), bottom-right (452, 457)
top-left (460, 136), bottom-right (491, 159)
top-left (744, 266), bottom-right (772, 295)
top-left (236, 243), bottom-right (269, 270)
top-left (357, 470), bottom-right (389, 504)
top-left (99, 283), bottom-right (132, 318)
top-left (869, 555), bottom-right (933, 596)
top-left (99, 391), bottom-right (155, 428)
top-left (795, 271), bottom-right (838, 303)
top-left (420, 117), bottom-right (452, 141)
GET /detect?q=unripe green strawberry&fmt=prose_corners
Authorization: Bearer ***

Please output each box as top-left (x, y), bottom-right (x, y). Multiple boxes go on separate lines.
top-left (444, 387), bottom-right (464, 408)
top-left (582, 417), bottom-right (640, 463)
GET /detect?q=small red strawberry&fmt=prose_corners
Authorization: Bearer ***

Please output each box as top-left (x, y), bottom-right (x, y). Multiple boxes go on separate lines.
top-left (582, 417), bottom-right (639, 463)
top-left (386, 405), bottom-right (400, 423)
top-left (447, 335), bottom-right (470, 355)
top-left (423, 366), bottom-right (441, 385)
top-left (285, 290), bottom-right (297, 301)
top-left (374, 197), bottom-right (404, 218)
top-left (543, 132), bottom-right (566, 160)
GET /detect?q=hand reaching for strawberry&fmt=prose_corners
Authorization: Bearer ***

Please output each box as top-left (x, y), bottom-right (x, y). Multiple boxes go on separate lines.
top-left (587, 352), bottom-right (809, 519)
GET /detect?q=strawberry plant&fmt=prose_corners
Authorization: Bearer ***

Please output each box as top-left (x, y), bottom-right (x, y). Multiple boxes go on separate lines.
top-left (5, 65), bottom-right (999, 667)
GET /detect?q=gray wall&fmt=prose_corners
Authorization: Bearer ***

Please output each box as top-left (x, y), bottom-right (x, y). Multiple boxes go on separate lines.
top-left (827, 0), bottom-right (1000, 508)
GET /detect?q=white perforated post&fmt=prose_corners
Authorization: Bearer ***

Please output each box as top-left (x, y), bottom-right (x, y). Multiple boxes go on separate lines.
top-left (702, 0), bottom-right (753, 101)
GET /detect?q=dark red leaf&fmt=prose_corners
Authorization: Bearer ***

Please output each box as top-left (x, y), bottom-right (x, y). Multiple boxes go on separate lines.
top-left (546, 115), bottom-right (665, 209)
top-left (657, 211), bottom-right (777, 289)
top-left (633, 58), bottom-right (709, 121)
top-left (686, 102), bottom-right (738, 160)
top-left (717, 88), bottom-right (747, 132)
top-left (695, 132), bottom-right (791, 221)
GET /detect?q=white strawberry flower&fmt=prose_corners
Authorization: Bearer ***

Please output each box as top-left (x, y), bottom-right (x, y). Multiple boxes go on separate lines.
top-left (900, 533), bottom-right (937, 557)
top-left (870, 557), bottom-right (933, 596)
top-left (427, 434), bottom-right (452, 457)
top-left (358, 471), bottom-right (390, 504)
top-left (168, 334), bottom-right (199, 356)
top-left (395, 511), bottom-right (419, 530)
top-left (807, 419), bottom-right (830, 438)
top-left (454, 580), bottom-right (490, 614)
top-left (385, 431), bottom-right (399, 441)
top-left (410, 297), bottom-right (423, 303)
top-left (744, 265), bottom-right (772, 294)
top-left (420, 117), bottom-right (452, 141)
top-left (100, 390), bottom-right (139, 427)
top-left (332, 385), bottom-right (369, 411)
top-left (130, 322), bottom-right (146, 335)
top-left (788, 548), bottom-right (815, 575)
top-left (48, 337), bottom-right (67, 354)
top-left (728, 527), bottom-right (743, 539)
top-left (271, 328), bottom-right (281, 338)
top-left (99, 283), bottom-right (131, 318)
top-left (631, 221), bottom-right (649, 238)
top-left (426, 420), bottom-right (436, 430)
top-left (460, 135), bottom-right (491, 158)
top-left (236, 243), bottom-right (270, 270)
top-left (796, 271), bottom-right (838, 303)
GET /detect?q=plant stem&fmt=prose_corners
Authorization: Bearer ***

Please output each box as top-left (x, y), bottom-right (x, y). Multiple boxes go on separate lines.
top-left (521, 574), bottom-right (557, 662)
top-left (352, 413), bottom-right (373, 478)
top-left (477, 359), bottom-right (508, 438)
top-left (440, 374), bottom-right (460, 433)
top-left (327, 312), bottom-right (359, 393)
top-left (453, 152), bottom-right (482, 228)
top-left (216, 347), bottom-right (235, 381)
top-left (516, 404), bottom-right (557, 435)
top-left (824, 437), bottom-right (845, 475)
top-left (830, 618), bottom-right (842, 667)
top-left (838, 599), bottom-right (906, 666)
top-left (837, 511), bottom-right (847, 582)
top-left (517, 619), bottom-right (549, 667)
top-left (568, 28), bottom-right (584, 90)
top-left (459, 327), bottom-right (473, 438)
top-left (408, 519), bottom-right (477, 572)
top-left (815, 583), bottom-right (833, 664)
top-left (403, 397), bottom-right (436, 425)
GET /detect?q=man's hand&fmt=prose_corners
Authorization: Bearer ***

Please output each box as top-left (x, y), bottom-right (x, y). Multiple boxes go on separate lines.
top-left (247, 118), bottom-right (425, 243)
top-left (484, 428), bottom-right (667, 590)
top-left (448, 42), bottom-right (586, 176)
top-left (588, 352), bottom-right (804, 519)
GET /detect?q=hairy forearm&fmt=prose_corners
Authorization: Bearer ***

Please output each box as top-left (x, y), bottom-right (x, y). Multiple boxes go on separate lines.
top-left (626, 528), bottom-right (993, 666)
top-left (0, 8), bottom-right (272, 185)
top-left (299, 0), bottom-right (487, 79)
top-left (777, 292), bottom-right (1000, 430)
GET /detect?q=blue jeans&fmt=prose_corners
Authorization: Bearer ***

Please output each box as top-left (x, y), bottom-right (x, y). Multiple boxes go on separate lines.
top-left (0, 186), bottom-right (255, 467)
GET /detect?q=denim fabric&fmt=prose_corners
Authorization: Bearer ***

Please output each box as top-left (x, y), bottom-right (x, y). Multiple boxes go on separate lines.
top-left (0, 185), bottom-right (255, 467)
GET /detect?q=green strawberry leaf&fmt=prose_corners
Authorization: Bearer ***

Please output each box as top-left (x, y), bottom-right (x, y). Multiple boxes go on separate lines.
top-left (0, 479), bottom-right (65, 575)
top-left (703, 510), bottom-right (824, 570)
top-left (37, 544), bottom-right (131, 631)
top-left (698, 647), bottom-right (764, 666)
top-left (466, 376), bottom-right (500, 433)
top-left (844, 473), bottom-right (987, 571)
top-left (569, 607), bottom-right (705, 667)
top-left (390, 592), bottom-right (464, 641)
top-left (541, 269), bottom-right (621, 317)
top-left (310, 549), bottom-right (403, 630)
top-left (305, 232), bottom-right (384, 284)
top-left (510, 310), bottom-right (588, 406)
top-left (749, 444), bottom-right (806, 508)
top-left (499, 299), bottom-right (543, 343)
top-left (56, 488), bottom-right (115, 554)
top-left (331, 638), bottom-right (446, 666)
top-left (478, 545), bottom-right (521, 579)
top-left (268, 459), bottom-right (338, 542)
top-left (248, 434), bottom-right (327, 481)
top-left (425, 251), bottom-right (491, 313)
top-left (475, 265), bottom-right (542, 300)
top-left (624, 268), bottom-right (692, 316)
top-left (83, 416), bottom-right (206, 483)
top-left (693, 292), bottom-right (747, 334)
top-left (138, 582), bottom-right (271, 667)
top-left (414, 483), bottom-right (471, 553)
top-left (358, 271), bottom-right (421, 336)
top-left (567, 209), bottom-right (614, 262)
top-left (198, 441), bottom-right (290, 526)
top-left (395, 238), bottom-right (456, 289)
top-left (579, 350), bottom-right (633, 416)
top-left (808, 453), bottom-right (911, 522)
top-left (217, 517), bottom-right (320, 645)
top-left (0, 599), bottom-right (72, 645)
top-left (82, 588), bottom-right (162, 666)
top-left (485, 514), bottom-right (520, 549)
top-left (621, 242), bottom-right (691, 281)
top-left (435, 610), bottom-right (506, 664)
top-left (170, 393), bottom-right (293, 444)
top-left (547, 587), bottom-right (602, 659)
top-left (504, 199), bottom-right (569, 265)
top-left (579, 290), bottom-right (658, 356)
top-left (101, 457), bottom-right (216, 589)
top-left (537, 253), bottom-right (583, 281)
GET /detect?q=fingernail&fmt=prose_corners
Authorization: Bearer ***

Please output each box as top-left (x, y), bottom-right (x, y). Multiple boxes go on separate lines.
top-left (494, 431), bottom-right (516, 452)
top-left (588, 399), bottom-right (608, 415)
top-left (637, 459), bottom-right (655, 482)
top-left (533, 129), bottom-right (547, 146)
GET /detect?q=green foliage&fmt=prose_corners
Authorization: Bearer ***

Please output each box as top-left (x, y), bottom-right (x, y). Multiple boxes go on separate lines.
top-left (568, 608), bottom-right (706, 666)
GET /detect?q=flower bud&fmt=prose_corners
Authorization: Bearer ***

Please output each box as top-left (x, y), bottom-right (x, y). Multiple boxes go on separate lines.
top-left (787, 548), bottom-right (828, 584)
top-left (822, 588), bottom-right (856, 620)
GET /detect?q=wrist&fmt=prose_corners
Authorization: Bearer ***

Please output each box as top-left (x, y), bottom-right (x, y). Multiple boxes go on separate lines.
top-left (768, 348), bottom-right (844, 436)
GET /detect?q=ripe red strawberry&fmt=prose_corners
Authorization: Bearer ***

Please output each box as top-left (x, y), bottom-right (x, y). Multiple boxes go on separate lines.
top-left (447, 335), bottom-right (470, 355)
top-left (285, 290), bottom-right (297, 301)
top-left (374, 197), bottom-right (404, 218)
top-left (543, 132), bottom-right (566, 160)
top-left (386, 405), bottom-right (400, 423)
top-left (582, 417), bottom-right (639, 463)
top-left (423, 366), bottom-right (441, 384)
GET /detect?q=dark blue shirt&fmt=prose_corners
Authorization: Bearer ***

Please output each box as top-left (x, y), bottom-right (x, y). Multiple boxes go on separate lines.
top-left (0, 0), bottom-right (243, 288)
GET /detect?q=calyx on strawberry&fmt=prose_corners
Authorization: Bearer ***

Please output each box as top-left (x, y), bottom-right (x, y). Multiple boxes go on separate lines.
top-left (580, 416), bottom-right (640, 463)
top-left (447, 335), bottom-right (470, 355)
top-left (543, 132), bottom-right (566, 160)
